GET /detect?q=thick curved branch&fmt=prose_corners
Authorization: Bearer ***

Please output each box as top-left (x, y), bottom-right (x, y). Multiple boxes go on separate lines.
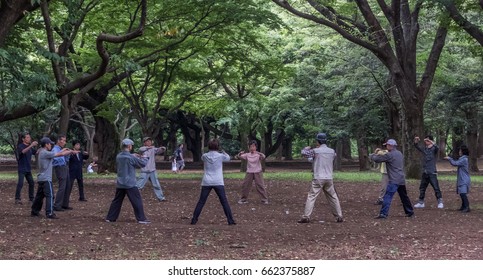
top-left (441, 0), bottom-right (483, 46)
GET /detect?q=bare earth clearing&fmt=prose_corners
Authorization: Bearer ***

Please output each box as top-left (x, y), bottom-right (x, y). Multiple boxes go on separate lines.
top-left (0, 166), bottom-right (482, 260)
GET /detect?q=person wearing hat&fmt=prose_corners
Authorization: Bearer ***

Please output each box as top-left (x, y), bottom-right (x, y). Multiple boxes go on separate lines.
top-left (370, 139), bottom-right (414, 219)
top-left (14, 132), bottom-right (38, 205)
top-left (413, 135), bottom-right (444, 209)
top-left (105, 138), bottom-right (151, 224)
top-left (298, 133), bottom-right (344, 223)
top-left (135, 136), bottom-right (167, 202)
top-left (31, 137), bottom-right (75, 219)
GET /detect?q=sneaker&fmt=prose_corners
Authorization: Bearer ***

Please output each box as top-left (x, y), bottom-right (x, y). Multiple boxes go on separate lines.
top-left (15, 199), bottom-right (22, 205)
top-left (406, 212), bottom-right (414, 218)
top-left (138, 220), bottom-right (151, 224)
top-left (158, 198), bottom-right (167, 202)
top-left (374, 214), bottom-right (387, 219)
top-left (461, 208), bottom-right (471, 213)
top-left (238, 199), bottom-right (248, 204)
top-left (437, 202), bottom-right (444, 209)
top-left (414, 202), bottom-right (425, 208)
top-left (47, 214), bottom-right (59, 219)
top-left (105, 219), bottom-right (116, 223)
top-left (374, 200), bottom-right (383, 205)
top-left (297, 217), bottom-right (310, 223)
top-left (336, 217), bottom-right (344, 223)
top-left (261, 200), bottom-right (269, 205)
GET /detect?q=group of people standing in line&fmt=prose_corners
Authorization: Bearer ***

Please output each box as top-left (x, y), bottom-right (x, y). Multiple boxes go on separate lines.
top-left (14, 131), bottom-right (472, 224)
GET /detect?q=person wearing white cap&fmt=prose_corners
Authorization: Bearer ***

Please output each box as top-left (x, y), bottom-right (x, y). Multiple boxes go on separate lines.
top-left (105, 138), bottom-right (151, 224)
top-left (136, 136), bottom-right (167, 202)
top-left (370, 139), bottom-right (414, 219)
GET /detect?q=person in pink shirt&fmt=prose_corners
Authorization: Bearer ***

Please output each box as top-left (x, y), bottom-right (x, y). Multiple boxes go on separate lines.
top-left (236, 140), bottom-right (269, 205)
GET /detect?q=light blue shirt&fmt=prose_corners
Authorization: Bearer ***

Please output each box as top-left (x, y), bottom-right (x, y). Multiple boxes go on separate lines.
top-left (52, 145), bottom-right (68, 167)
top-left (116, 151), bottom-right (147, 189)
top-left (448, 155), bottom-right (471, 187)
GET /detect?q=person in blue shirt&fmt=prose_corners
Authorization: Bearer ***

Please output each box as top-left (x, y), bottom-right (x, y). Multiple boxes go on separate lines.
top-left (105, 139), bottom-right (151, 224)
top-left (15, 133), bottom-right (38, 204)
top-left (52, 135), bottom-right (79, 211)
top-left (444, 145), bottom-right (471, 213)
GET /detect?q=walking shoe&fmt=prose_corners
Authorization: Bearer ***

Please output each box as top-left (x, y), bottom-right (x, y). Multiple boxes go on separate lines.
top-left (137, 220), bottom-right (151, 224)
top-left (406, 212), bottom-right (414, 218)
top-left (374, 200), bottom-right (383, 205)
top-left (47, 214), bottom-right (59, 219)
top-left (238, 199), bottom-right (248, 204)
top-left (261, 200), bottom-right (269, 205)
top-left (158, 198), bottom-right (167, 202)
top-left (374, 214), bottom-right (387, 219)
top-left (297, 217), bottom-right (310, 223)
top-left (413, 202), bottom-right (425, 208)
top-left (461, 208), bottom-right (471, 213)
top-left (437, 199), bottom-right (444, 209)
top-left (105, 219), bottom-right (116, 223)
top-left (336, 217), bottom-right (344, 223)
top-left (62, 206), bottom-right (74, 210)
top-left (15, 199), bottom-right (22, 205)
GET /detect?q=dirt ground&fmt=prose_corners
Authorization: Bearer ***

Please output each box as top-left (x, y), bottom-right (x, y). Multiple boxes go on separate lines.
top-left (0, 168), bottom-right (482, 260)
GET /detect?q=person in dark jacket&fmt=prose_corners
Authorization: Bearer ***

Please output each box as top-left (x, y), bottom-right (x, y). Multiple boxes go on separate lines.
top-left (15, 132), bottom-right (38, 204)
top-left (68, 140), bottom-right (89, 202)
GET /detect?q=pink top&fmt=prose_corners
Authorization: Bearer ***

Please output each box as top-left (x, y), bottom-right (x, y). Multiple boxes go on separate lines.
top-left (239, 152), bottom-right (265, 173)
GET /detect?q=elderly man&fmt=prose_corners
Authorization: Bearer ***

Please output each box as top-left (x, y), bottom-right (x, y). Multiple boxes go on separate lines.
top-left (136, 136), bottom-right (167, 201)
top-left (370, 139), bottom-right (414, 219)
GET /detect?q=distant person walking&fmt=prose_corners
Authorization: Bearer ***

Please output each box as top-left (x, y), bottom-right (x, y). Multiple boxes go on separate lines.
top-left (174, 143), bottom-right (185, 173)
top-left (191, 138), bottom-right (236, 225)
top-left (444, 145), bottom-right (471, 212)
top-left (105, 139), bottom-right (151, 224)
top-left (298, 133), bottom-right (343, 224)
top-left (370, 139), bottom-right (414, 219)
top-left (31, 137), bottom-right (74, 219)
top-left (136, 137), bottom-right (167, 202)
top-left (68, 140), bottom-right (89, 202)
top-left (15, 132), bottom-right (38, 205)
top-left (413, 135), bottom-right (444, 209)
top-left (236, 140), bottom-right (269, 205)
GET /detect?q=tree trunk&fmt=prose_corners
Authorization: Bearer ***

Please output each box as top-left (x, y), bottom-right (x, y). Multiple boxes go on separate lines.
top-left (282, 136), bottom-right (293, 160)
top-left (58, 95), bottom-right (70, 136)
top-left (341, 137), bottom-right (352, 160)
top-left (357, 137), bottom-right (369, 171)
top-left (465, 110), bottom-right (479, 172)
top-left (478, 124), bottom-right (483, 158)
top-left (400, 102), bottom-right (425, 179)
top-left (239, 132), bottom-right (248, 172)
top-left (334, 139), bottom-right (342, 171)
top-left (93, 116), bottom-right (119, 173)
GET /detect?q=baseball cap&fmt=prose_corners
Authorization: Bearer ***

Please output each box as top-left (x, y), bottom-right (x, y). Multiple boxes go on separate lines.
top-left (383, 139), bottom-right (397, 146)
top-left (316, 133), bottom-right (327, 142)
top-left (40, 137), bottom-right (55, 145)
top-left (121, 138), bottom-right (134, 146)
top-left (143, 136), bottom-right (152, 142)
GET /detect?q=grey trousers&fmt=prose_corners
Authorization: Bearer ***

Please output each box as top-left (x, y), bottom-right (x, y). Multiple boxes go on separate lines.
top-left (54, 165), bottom-right (70, 209)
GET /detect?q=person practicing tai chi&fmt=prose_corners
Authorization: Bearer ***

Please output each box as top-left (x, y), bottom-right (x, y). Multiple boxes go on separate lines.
top-left (236, 140), bottom-right (269, 205)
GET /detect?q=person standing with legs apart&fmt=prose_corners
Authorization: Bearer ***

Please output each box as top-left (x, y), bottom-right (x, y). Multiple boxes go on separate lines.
top-left (68, 140), bottom-right (89, 202)
top-left (444, 145), bottom-right (471, 213)
top-left (371, 139), bottom-right (414, 219)
top-left (52, 135), bottom-right (79, 211)
top-left (15, 133), bottom-right (38, 205)
top-left (191, 138), bottom-right (236, 225)
top-left (413, 135), bottom-right (444, 209)
top-left (136, 137), bottom-right (167, 202)
top-left (106, 139), bottom-right (151, 224)
top-left (237, 140), bottom-right (269, 205)
top-left (298, 133), bottom-right (343, 224)
top-left (31, 137), bottom-right (74, 219)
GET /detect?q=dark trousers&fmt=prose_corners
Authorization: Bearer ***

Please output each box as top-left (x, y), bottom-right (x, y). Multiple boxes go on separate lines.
top-left (380, 183), bottom-right (414, 217)
top-left (15, 171), bottom-right (35, 201)
top-left (418, 173), bottom-right (442, 201)
top-left (69, 174), bottom-right (85, 200)
top-left (54, 165), bottom-right (70, 209)
top-left (460, 193), bottom-right (470, 210)
top-left (31, 181), bottom-right (55, 216)
top-left (106, 188), bottom-right (147, 222)
top-left (191, 185), bottom-right (235, 224)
